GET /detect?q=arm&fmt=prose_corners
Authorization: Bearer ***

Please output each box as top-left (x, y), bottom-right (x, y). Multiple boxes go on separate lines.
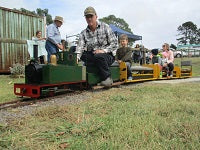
top-left (32, 37), bottom-right (37, 41)
top-left (158, 57), bottom-right (162, 65)
top-left (167, 51), bottom-right (174, 64)
top-left (75, 32), bottom-right (86, 60)
top-left (121, 49), bottom-right (132, 62)
top-left (115, 49), bottom-right (122, 63)
top-left (102, 25), bottom-right (118, 56)
top-left (115, 49), bottom-right (119, 60)
top-left (38, 37), bottom-right (46, 41)
top-left (46, 24), bottom-right (61, 45)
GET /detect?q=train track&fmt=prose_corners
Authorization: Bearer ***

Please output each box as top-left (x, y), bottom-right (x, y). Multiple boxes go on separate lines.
top-left (0, 90), bottom-right (83, 110)
top-left (0, 81), bottom-right (124, 110)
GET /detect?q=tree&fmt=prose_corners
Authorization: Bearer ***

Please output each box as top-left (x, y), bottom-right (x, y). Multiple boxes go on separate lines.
top-left (99, 15), bottom-right (135, 46)
top-left (177, 21), bottom-right (199, 45)
top-left (13, 8), bottom-right (53, 25)
top-left (36, 8), bottom-right (53, 25)
top-left (196, 28), bottom-right (200, 44)
top-left (99, 15), bottom-right (133, 33)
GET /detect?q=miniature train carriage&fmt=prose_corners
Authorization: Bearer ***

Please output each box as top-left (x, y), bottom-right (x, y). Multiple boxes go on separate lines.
top-left (119, 60), bottom-right (192, 83)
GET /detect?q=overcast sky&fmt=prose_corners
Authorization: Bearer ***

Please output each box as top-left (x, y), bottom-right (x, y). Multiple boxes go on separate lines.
top-left (1, 0), bottom-right (200, 48)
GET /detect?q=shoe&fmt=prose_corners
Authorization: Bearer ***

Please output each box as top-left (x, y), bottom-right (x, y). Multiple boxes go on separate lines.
top-left (128, 76), bottom-right (133, 81)
top-left (100, 77), bottom-right (113, 87)
top-left (170, 72), bottom-right (173, 78)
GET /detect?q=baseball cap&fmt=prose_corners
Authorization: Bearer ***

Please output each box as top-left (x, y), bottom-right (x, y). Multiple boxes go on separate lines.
top-left (84, 6), bottom-right (96, 16)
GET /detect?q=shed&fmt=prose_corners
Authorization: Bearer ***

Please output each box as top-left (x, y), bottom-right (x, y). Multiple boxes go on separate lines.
top-left (0, 6), bottom-right (46, 73)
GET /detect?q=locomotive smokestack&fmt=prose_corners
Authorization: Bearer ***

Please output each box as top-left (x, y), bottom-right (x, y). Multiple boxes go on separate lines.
top-left (33, 45), bottom-right (38, 61)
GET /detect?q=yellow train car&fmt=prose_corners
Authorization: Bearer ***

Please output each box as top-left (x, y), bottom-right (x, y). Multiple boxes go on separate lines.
top-left (119, 60), bottom-right (192, 83)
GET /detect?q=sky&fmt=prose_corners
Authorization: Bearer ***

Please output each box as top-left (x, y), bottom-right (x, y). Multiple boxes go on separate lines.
top-left (1, 0), bottom-right (200, 49)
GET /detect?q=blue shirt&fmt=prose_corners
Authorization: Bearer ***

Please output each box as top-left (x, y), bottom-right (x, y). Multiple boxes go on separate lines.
top-left (46, 23), bottom-right (61, 45)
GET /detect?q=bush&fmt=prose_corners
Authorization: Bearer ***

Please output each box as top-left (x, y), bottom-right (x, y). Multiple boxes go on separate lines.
top-left (9, 63), bottom-right (25, 77)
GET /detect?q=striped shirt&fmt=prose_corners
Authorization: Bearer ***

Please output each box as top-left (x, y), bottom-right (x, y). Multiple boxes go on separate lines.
top-left (76, 21), bottom-right (118, 59)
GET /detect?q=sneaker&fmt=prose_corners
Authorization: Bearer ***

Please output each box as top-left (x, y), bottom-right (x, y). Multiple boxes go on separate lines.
top-left (100, 77), bottom-right (113, 87)
top-left (128, 76), bottom-right (133, 81)
top-left (170, 72), bottom-right (173, 78)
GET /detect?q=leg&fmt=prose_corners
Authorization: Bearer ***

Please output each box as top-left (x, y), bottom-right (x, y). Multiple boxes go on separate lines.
top-left (125, 62), bottom-right (132, 78)
top-left (94, 53), bottom-right (114, 81)
top-left (168, 63), bottom-right (174, 72)
top-left (162, 66), bottom-right (169, 76)
top-left (168, 62), bottom-right (174, 77)
top-left (45, 41), bottom-right (58, 62)
top-left (80, 51), bottom-right (96, 66)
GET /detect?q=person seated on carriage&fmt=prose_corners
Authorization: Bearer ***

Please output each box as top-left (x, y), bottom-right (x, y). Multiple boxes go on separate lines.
top-left (116, 34), bottom-right (133, 80)
top-left (75, 6), bottom-right (118, 87)
top-left (151, 49), bottom-right (162, 65)
top-left (133, 44), bottom-right (142, 64)
top-left (162, 43), bottom-right (174, 78)
top-left (151, 49), bottom-right (163, 77)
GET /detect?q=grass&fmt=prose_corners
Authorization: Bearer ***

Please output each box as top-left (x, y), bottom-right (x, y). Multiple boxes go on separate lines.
top-left (0, 82), bottom-right (200, 149)
top-left (0, 75), bottom-right (24, 103)
top-left (174, 57), bottom-right (200, 77)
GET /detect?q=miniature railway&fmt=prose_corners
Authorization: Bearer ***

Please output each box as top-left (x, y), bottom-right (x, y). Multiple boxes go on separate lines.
top-left (0, 90), bottom-right (83, 110)
top-left (0, 81), bottom-right (123, 110)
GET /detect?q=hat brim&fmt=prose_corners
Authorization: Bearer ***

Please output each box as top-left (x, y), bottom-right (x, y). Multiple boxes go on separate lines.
top-left (84, 13), bottom-right (95, 16)
top-left (54, 19), bottom-right (63, 23)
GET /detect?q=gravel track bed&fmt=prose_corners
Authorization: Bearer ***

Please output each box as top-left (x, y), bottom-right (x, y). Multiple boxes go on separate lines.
top-left (0, 77), bottom-right (199, 125)
top-left (150, 77), bottom-right (200, 84)
top-left (0, 92), bottom-right (91, 125)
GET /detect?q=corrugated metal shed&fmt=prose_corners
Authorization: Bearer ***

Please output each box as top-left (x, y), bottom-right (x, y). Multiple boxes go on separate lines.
top-left (0, 6), bottom-right (46, 73)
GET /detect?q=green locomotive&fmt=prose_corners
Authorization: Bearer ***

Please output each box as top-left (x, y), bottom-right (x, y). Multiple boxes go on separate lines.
top-left (14, 51), bottom-right (120, 98)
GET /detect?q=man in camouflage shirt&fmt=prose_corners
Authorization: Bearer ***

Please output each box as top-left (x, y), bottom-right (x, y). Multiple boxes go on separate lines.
top-left (76, 6), bottom-right (118, 87)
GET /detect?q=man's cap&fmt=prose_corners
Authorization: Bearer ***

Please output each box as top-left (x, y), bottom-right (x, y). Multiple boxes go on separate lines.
top-left (84, 6), bottom-right (96, 16)
top-left (54, 16), bottom-right (64, 23)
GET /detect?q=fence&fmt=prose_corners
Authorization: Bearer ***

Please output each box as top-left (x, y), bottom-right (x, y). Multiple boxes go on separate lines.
top-left (174, 48), bottom-right (200, 58)
top-left (0, 6), bottom-right (46, 73)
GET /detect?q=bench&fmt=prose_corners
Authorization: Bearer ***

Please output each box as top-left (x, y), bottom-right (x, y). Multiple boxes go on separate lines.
top-left (181, 60), bottom-right (192, 76)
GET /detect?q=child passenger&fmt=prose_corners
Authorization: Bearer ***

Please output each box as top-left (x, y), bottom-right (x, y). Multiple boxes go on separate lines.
top-left (116, 34), bottom-right (133, 80)
top-left (151, 49), bottom-right (162, 65)
top-left (151, 49), bottom-right (163, 77)
top-left (162, 43), bottom-right (174, 78)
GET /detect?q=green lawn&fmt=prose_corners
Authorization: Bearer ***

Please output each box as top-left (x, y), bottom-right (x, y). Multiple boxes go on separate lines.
top-left (0, 82), bottom-right (200, 149)
top-left (0, 75), bottom-right (24, 103)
